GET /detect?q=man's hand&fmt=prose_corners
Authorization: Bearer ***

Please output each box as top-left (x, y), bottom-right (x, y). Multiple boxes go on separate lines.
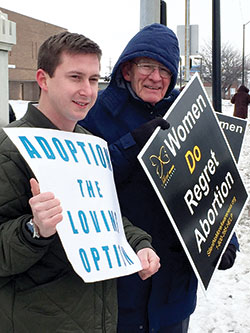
top-left (137, 248), bottom-right (160, 280)
top-left (131, 118), bottom-right (170, 148)
top-left (28, 178), bottom-right (63, 238)
top-left (218, 244), bottom-right (237, 270)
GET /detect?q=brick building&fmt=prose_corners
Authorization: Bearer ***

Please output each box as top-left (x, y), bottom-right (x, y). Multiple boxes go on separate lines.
top-left (0, 7), bottom-right (67, 101)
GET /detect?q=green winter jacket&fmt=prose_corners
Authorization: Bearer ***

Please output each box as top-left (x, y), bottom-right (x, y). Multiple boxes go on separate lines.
top-left (0, 103), bottom-right (153, 333)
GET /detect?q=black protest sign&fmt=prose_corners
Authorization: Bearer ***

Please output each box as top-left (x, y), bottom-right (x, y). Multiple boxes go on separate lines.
top-left (138, 74), bottom-right (248, 290)
top-left (216, 112), bottom-right (247, 163)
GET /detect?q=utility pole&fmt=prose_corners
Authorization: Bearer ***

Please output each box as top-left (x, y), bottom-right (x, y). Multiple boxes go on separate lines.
top-left (160, 1), bottom-right (167, 26)
top-left (242, 21), bottom-right (250, 85)
top-left (140, 0), bottom-right (160, 29)
top-left (212, 0), bottom-right (221, 112)
top-left (0, 11), bottom-right (16, 126)
top-left (184, 0), bottom-right (190, 82)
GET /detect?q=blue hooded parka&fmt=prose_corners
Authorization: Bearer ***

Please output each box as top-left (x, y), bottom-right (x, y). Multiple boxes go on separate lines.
top-left (79, 23), bottom-right (238, 332)
top-left (79, 22), bottom-right (196, 332)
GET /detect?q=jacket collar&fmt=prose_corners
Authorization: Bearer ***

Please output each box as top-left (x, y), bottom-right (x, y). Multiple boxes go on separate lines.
top-left (23, 102), bottom-right (83, 133)
top-left (101, 80), bottom-right (171, 118)
top-left (23, 103), bottom-right (58, 129)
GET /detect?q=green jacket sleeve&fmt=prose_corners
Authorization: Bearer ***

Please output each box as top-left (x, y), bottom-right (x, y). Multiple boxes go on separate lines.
top-left (0, 134), bottom-right (53, 277)
top-left (122, 216), bottom-right (154, 253)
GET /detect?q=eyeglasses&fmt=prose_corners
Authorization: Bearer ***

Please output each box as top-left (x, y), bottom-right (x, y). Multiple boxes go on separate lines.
top-left (132, 62), bottom-right (172, 79)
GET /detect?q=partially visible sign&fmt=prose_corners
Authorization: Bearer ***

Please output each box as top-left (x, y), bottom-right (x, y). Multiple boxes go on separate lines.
top-left (4, 128), bottom-right (142, 282)
top-left (177, 24), bottom-right (199, 56)
top-left (216, 112), bottom-right (247, 163)
top-left (138, 74), bottom-right (248, 291)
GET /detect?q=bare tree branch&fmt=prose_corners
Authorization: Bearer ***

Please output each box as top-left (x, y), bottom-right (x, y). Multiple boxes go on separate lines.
top-left (199, 42), bottom-right (250, 98)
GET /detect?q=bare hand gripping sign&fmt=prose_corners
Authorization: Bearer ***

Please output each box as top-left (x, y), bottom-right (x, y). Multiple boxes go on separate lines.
top-left (4, 128), bottom-right (142, 282)
top-left (138, 74), bottom-right (248, 291)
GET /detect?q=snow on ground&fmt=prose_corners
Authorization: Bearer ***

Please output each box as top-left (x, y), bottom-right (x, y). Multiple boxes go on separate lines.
top-left (9, 99), bottom-right (250, 332)
top-left (189, 100), bottom-right (250, 333)
top-left (9, 100), bottom-right (28, 120)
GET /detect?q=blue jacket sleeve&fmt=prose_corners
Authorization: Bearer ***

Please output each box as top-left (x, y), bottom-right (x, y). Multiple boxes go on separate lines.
top-left (107, 133), bottom-right (142, 183)
top-left (79, 117), bottom-right (142, 184)
top-left (229, 232), bottom-right (240, 251)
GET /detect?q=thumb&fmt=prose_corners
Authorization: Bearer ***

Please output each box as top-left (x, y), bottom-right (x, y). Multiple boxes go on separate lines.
top-left (154, 118), bottom-right (170, 130)
top-left (30, 178), bottom-right (40, 197)
top-left (137, 249), bottom-right (150, 270)
top-left (140, 256), bottom-right (150, 271)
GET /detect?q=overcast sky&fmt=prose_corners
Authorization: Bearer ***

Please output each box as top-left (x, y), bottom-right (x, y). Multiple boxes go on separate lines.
top-left (1, 0), bottom-right (250, 75)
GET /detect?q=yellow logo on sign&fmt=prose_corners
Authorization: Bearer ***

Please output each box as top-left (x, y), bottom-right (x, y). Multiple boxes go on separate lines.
top-left (150, 146), bottom-right (175, 187)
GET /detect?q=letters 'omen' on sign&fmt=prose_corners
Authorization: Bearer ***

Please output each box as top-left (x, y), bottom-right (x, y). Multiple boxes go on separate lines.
top-left (216, 112), bottom-right (247, 163)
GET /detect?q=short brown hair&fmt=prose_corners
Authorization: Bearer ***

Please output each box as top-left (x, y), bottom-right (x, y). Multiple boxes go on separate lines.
top-left (38, 31), bottom-right (102, 77)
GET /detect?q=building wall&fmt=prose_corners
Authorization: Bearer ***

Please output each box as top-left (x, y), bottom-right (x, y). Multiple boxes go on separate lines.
top-left (0, 7), bottom-right (67, 101)
top-left (9, 81), bottom-right (40, 101)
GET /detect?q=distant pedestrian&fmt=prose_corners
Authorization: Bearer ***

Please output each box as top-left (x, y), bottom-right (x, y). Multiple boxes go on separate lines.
top-left (231, 85), bottom-right (250, 119)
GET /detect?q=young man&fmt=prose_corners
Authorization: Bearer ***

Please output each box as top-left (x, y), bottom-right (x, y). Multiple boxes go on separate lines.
top-left (79, 23), bottom-right (239, 332)
top-left (0, 31), bottom-right (160, 332)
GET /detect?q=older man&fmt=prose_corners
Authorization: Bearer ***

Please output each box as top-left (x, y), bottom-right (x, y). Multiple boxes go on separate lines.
top-left (79, 23), bottom-right (239, 333)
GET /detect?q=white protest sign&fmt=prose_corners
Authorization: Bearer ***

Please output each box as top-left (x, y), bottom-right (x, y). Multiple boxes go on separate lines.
top-left (4, 127), bottom-right (142, 282)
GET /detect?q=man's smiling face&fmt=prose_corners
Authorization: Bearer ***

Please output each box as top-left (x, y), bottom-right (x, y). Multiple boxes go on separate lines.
top-left (122, 57), bottom-right (171, 105)
top-left (37, 51), bottom-right (100, 131)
